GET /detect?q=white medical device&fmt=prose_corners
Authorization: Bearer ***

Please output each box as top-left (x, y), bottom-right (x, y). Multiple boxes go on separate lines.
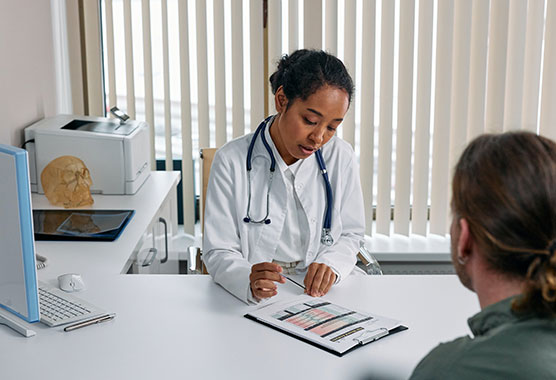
top-left (24, 114), bottom-right (151, 195)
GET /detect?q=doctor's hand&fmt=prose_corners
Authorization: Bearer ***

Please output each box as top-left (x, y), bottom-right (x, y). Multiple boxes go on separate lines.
top-left (249, 262), bottom-right (286, 300)
top-left (304, 263), bottom-right (337, 297)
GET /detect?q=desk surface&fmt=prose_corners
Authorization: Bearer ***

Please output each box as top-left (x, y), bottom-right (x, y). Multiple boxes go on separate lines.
top-left (1, 275), bottom-right (479, 380)
top-left (2, 171), bottom-right (479, 379)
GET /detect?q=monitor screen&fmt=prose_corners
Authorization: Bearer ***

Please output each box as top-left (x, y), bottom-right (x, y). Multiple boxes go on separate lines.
top-left (0, 144), bottom-right (39, 323)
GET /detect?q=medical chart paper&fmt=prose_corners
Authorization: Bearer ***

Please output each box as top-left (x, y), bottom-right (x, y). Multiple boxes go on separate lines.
top-left (245, 295), bottom-right (406, 356)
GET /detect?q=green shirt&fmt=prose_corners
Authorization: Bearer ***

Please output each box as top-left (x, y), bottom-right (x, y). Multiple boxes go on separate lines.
top-left (410, 297), bottom-right (556, 380)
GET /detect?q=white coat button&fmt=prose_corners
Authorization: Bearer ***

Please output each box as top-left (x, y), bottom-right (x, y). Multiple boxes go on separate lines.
top-left (311, 218), bottom-right (316, 223)
top-left (296, 183), bottom-right (304, 191)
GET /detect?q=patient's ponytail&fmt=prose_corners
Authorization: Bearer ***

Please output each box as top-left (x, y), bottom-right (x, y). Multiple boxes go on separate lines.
top-left (514, 240), bottom-right (556, 315)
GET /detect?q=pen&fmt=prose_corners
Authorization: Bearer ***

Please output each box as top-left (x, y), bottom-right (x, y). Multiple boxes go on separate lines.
top-left (281, 274), bottom-right (305, 290)
top-left (63, 313), bottom-right (116, 332)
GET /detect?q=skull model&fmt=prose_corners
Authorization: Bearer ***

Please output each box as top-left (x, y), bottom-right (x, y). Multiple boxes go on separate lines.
top-left (41, 156), bottom-right (94, 208)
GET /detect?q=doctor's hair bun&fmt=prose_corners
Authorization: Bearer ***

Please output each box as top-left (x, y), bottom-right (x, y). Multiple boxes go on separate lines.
top-left (269, 49), bottom-right (354, 108)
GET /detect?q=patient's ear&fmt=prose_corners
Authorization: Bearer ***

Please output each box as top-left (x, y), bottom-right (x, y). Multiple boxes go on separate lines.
top-left (457, 218), bottom-right (473, 262)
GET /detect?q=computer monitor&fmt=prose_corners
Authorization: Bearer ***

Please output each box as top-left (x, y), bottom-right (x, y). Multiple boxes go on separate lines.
top-left (0, 144), bottom-right (40, 324)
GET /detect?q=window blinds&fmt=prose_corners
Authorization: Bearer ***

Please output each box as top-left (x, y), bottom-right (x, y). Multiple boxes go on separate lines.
top-left (99, 0), bottom-right (553, 237)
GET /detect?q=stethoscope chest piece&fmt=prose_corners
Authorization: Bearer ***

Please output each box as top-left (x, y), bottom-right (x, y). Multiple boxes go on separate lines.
top-left (321, 228), bottom-right (334, 246)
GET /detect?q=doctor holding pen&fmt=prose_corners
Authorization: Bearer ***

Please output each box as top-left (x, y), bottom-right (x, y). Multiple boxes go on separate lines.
top-left (202, 49), bottom-right (365, 304)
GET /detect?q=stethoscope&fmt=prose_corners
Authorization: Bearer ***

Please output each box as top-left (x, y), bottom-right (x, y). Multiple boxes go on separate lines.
top-left (243, 116), bottom-right (334, 246)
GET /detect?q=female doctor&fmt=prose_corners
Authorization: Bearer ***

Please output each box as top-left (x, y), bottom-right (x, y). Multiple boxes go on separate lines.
top-left (203, 49), bottom-right (365, 304)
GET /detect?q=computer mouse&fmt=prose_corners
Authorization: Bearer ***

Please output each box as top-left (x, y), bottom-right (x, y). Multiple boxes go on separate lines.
top-left (58, 273), bottom-right (86, 292)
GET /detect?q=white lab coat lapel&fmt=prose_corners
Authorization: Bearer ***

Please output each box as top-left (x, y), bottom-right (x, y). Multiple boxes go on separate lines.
top-left (243, 123), bottom-right (288, 263)
top-left (292, 153), bottom-right (320, 261)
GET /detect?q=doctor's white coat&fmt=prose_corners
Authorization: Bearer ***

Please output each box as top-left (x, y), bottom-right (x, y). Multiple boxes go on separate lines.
top-left (202, 128), bottom-right (365, 304)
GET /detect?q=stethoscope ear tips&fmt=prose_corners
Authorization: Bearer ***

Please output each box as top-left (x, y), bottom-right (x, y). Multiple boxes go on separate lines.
top-left (243, 217), bottom-right (250, 223)
top-left (264, 219), bottom-right (271, 225)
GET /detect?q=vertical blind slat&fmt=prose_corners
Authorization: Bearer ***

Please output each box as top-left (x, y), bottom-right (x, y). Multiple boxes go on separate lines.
top-left (429, 0), bottom-right (454, 236)
top-left (214, 0), bottom-right (227, 147)
top-left (360, 0), bottom-right (376, 236)
top-left (448, 0), bottom-right (472, 177)
top-left (412, 0), bottom-right (434, 236)
top-left (289, 0), bottom-right (299, 52)
top-left (376, 0), bottom-right (395, 235)
top-left (123, 0), bottom-right (136, 118)
top-left (393, 0), bottom-right (415, 236)
top-left (447, 0), bottom-right (472, 229)
top-left (178, 0), bottom-right (195, 234)
top-left (83, 1), bottom-right (104, 115)
top-left (232, 0), bottom-right (245, 138)
top-left (521, 0), bottom-right (545, 132)
top-left (503, 0), bottom-right (528, 131)
top-left (304, 0), bottom-right (322, 49)
top-left (250, 0), bottom-right (264, 130)
top-left (485, 0), bottom-right (510, 133)
top-left (268, 0), bottom-right (281, 114)
top-left (540, 0), bottom-right (556, 140)
top-left (105, 0), bottom-right (117, 109)
top-left (466, 0), bottom-right (489, 140)
top-left (342, 0), bottom-right (357, 146)
top-left (162, 0), bottom-right (173, 170)
top-left (142, 0), bottom-right (155, 170)
top-left (196, 0), bottom-right (210, 148)
top-left (325, 0), bottom-right (338, 55)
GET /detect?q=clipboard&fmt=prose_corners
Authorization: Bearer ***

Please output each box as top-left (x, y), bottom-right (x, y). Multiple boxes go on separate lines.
top-left (244, 295), bottom-right (408, 357)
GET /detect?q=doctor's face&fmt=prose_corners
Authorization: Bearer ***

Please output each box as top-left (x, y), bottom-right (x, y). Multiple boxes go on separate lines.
top-left (271, 85), bottom-right (349, 165)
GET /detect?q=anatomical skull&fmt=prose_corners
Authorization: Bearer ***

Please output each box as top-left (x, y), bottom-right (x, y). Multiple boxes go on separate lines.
top-left (41, 156), bottom-right (94, 208)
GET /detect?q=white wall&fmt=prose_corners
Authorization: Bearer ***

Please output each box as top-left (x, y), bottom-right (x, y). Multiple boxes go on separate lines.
top-left (0, 0), bottom-right (57, 147)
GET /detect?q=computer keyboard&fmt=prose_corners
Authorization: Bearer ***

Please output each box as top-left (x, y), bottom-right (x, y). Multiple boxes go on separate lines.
top-left (38, 282), bottom-right (105, 327)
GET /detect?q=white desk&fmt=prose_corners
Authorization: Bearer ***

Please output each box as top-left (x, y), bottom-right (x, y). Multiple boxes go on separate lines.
top-left (1, 275), bottom-right (479, 380)
top-left (1, 171), bottom-right (481, 379)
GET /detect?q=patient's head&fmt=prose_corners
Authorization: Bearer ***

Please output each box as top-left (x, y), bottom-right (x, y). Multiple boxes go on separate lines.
top-left (451, 131), bottom-right (556, 316)
top-left (41, 155), bottom-right (94, 208)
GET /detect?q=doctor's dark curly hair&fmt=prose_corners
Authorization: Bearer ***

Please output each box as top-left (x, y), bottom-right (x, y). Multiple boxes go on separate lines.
top-left (269, 49), bottom-right (354, 109)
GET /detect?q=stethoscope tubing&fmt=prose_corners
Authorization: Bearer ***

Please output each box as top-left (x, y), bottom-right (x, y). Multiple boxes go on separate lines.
top-left (244, 116), bottom-right (334, 246)
top-left (315, 149), bottom-right (333, 231)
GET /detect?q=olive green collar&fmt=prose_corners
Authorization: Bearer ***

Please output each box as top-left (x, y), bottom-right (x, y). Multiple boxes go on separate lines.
top-left (467, 297), bottom-right (520, 336)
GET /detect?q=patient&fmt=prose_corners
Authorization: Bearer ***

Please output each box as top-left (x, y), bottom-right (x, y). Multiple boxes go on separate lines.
top-left (410, 132), bottom-right (556, 379)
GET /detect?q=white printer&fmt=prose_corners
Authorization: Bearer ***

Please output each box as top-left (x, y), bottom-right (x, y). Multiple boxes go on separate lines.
top-left (24, 114), bottom-right (151, 195)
